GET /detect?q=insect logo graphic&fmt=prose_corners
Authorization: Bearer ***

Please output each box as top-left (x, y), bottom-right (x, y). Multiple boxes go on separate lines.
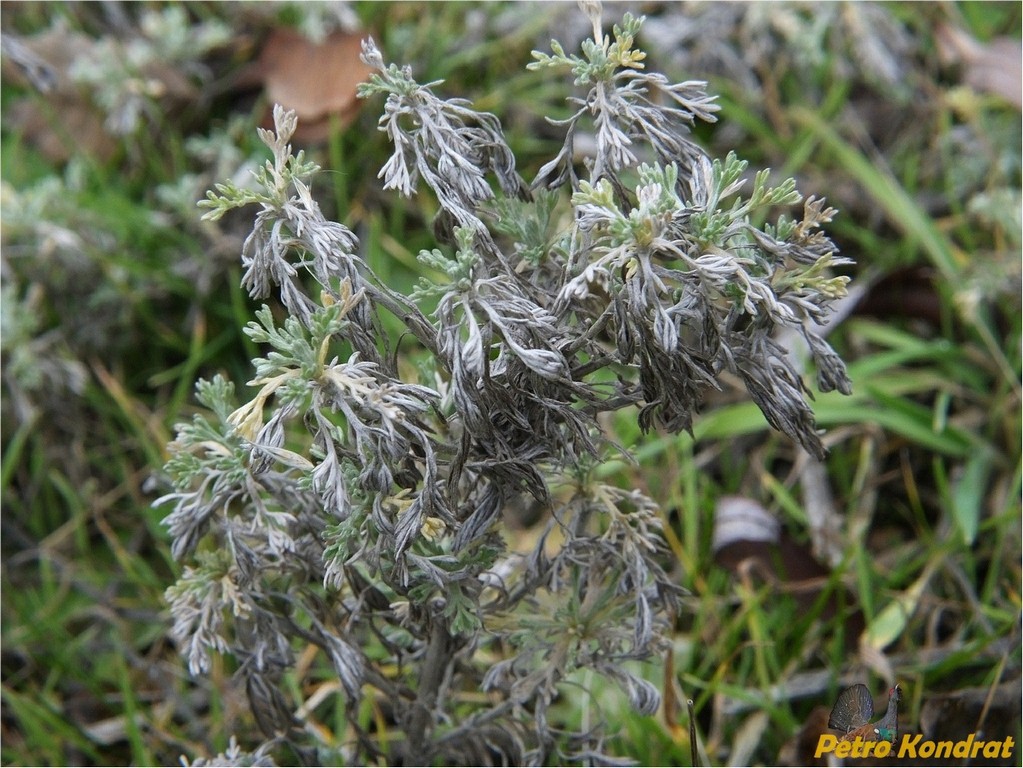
top-left (828, 683), bottom-right (901, 743)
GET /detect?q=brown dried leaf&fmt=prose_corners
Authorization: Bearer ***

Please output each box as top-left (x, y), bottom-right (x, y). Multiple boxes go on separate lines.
top-left (1, 26), bottom-right (90, 91)
top-left (1, 27), bottom-right (115, 162)
top-left (6, 98), bottom-right (113, 164)
top-left (2, 25), bottom-right (201, 163)
top-left (257, 28), bottom-right (373, 141)
top-left (936, 22), bottom-right (1022, 110)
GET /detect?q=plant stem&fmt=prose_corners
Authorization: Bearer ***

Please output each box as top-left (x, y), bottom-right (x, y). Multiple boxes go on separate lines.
top-left (405, 613), bottom-right (454, 760)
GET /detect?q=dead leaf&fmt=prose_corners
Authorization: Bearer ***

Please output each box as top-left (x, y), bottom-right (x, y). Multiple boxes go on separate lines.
top-left (1, 26), bottom-right (115, 162)
top-left (936, 22), bottom-right (1022, 110)
top-left (2, 24), bottom-right (203, 163)
top-left (256, 28), bottom-right (373, 142)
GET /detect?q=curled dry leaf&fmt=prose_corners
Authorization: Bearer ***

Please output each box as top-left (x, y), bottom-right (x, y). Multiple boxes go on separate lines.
top-left (256, 28), bottom-right (373, 142)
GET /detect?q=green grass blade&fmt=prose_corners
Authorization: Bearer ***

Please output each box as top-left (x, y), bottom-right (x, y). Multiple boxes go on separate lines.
top-left (790, 107), bottom-right (961, 282)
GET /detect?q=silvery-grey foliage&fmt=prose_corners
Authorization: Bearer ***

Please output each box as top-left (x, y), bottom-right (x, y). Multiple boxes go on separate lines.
top-left (161, 6), bottom-right (851, 765)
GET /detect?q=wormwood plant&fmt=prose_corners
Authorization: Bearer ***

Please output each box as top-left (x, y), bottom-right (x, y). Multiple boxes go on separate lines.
top-left (159, 7), bottom-right (852, 765)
